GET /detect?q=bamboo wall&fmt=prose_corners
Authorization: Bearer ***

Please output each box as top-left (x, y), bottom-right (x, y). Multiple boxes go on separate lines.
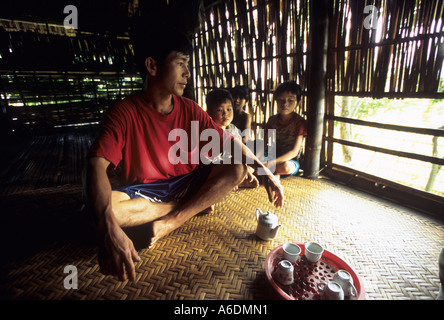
top-left (192, 0), bottom-right (443, 123)
top-left (0, 19), bottom-right (142, 134)
top-left (192, 0), bottom-right (310, 131)
top-left (324, 0), bottom-right (444, 167)
top-left (1, 72), bottom-right (142, 134)
top-left (191, 0), bottom-right (444, 209)
top-left (1, 0), bottom-right (443, 211)
top-left (2, 1), bottom-right (443, 134)
top-left (327, 0), bottom-right (444, 98)
top-left (0, 19), bottom-right (136, 73)
top-left (322, 0), bottom-right (444, 209)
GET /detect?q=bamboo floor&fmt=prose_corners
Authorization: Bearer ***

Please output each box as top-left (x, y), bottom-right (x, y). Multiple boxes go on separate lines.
top-left (0, 131), bottom-right (443, 300)
top-left (0, 127), bottom-right (97, 197)
top-left (1, 177), bottom-right (443, 300)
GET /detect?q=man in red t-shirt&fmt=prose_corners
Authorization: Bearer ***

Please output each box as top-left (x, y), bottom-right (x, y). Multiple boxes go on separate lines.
top-left (85, 22), bottom-right (284, 282)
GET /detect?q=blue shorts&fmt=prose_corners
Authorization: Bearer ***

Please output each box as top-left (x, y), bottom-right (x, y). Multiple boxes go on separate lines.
top-left (115, 164), bottom-right (214, 204)
top-left (286, 159), bottom-right (300, 176)
top-left (263, 152), bottom-right (300, 176)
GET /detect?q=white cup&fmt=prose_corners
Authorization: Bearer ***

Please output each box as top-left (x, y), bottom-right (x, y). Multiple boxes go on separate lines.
top-left (274, 260), bottom-right (294, 285)
top-left (333, 270), bottom-right (357, 298)
top-left (304, 241), bottom-right (324, 263)
top-left (318, 281), bottom-right (344, 300)
top-left (282, 243), bottom-right (302, 263)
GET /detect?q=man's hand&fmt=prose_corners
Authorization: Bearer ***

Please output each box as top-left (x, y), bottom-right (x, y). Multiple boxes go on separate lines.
top-left (225, 138), bottom-right (284, 207)
top-left (98, 223), bottom-right (140, 281)
top-left (245, 167), bottom-right (260, 187)
top-left (263, 174), bottom-right (284, 208)
top-left (260, 164), bottom-right (284, 208)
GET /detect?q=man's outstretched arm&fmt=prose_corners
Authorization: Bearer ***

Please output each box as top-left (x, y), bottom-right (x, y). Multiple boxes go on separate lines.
top-left (230, 137), bottom-right (285, 208)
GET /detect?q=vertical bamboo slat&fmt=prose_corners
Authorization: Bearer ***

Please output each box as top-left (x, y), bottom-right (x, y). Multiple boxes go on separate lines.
top-left (192, 0), bottom-right (310, 126)
top-left (191, 0), bottom-right (442, 144)
top-left (326, 0), bottom-right (443, 98)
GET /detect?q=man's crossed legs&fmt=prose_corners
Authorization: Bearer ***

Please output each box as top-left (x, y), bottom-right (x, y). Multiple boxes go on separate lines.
top-left (98, 163), bottom-right (247, 280)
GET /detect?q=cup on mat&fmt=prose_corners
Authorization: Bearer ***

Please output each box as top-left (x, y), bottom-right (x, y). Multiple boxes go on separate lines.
top-left (317, 281), bottom-right (344, 300)
top-left (333, 270), bottom-right (357, 297)
top-left (304, 241), bottom-right (324, 263)
top-left (282, 243), bottom-right (302, 263)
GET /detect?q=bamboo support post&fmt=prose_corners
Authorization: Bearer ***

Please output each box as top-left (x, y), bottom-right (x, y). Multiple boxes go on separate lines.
top-left (305, 0), bottom-right (329, 179)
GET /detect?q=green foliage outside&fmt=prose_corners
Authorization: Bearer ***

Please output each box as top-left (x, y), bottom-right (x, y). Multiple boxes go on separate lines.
top-left (333, 82), bottom-right (444, 197)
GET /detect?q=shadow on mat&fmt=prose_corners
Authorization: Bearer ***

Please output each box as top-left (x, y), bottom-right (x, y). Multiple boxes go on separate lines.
top-left (122, 223), bottom-right (153, 250)
top-left (0, 185), bottom-right (153, 265)
top-left (0, 186), bottom-right (97, 264)
top-left (251, 271), bottom-right (282, 300)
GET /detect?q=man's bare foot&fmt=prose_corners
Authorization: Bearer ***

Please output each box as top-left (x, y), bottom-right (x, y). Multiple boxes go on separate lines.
top-left (147, 202), bottom-right (216, 247)
top-left (148, 216), bottom-right (177, 248)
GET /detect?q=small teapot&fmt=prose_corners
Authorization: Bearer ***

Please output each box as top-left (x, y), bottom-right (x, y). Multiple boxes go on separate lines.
top-left (255, 208), bottom-right (281, 240)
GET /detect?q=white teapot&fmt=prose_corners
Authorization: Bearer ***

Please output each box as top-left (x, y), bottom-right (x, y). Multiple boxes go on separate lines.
top-left (255, 208), bottom-right (281, 240)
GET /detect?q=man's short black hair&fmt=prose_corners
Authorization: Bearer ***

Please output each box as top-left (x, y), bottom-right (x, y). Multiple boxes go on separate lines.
top-left (206, 89), bottom-right (234, 114)
top-left (230, 85), bottom-right (250, 101)
top-left (130, 18), bottom-right (193, 79)
top-left (273, 81), bottom-right (302, 102)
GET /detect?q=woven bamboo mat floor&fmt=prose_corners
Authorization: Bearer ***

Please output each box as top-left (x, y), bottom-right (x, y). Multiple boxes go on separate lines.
top-left (0, 128), bottom-right (97, 197)
top-left (0, 176), bottom-right (443, 300)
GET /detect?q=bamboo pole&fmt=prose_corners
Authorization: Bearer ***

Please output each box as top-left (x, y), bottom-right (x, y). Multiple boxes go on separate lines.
top-left (305, 0), bottom-right (329, 179)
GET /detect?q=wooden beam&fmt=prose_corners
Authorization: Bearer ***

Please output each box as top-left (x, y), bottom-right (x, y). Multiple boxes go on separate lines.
top-left (327, 136), bottom-right (444, 166)
top-left (327, 115), bottom-right (444, 137)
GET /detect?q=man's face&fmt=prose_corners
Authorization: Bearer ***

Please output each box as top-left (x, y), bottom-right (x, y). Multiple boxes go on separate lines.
top-left (157, 51), bottom-right (191, 96)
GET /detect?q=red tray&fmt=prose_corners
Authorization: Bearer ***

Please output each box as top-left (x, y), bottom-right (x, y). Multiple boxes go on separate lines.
top-left (265, 243), bottom-right (365, 300)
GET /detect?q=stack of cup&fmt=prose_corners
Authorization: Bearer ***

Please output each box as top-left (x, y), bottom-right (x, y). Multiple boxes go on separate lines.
top-left (275, 241), bottom-right (325, 290)
top-left (274, 243), bottom-right (302, 286)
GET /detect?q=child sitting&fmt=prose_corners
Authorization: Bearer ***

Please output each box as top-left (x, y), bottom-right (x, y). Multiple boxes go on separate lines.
top-left (263, 81), bottom-right (307, 177)
top-left (206, 88), bottom-right (259, 188)
top-left (230, 85), bottom-right (252, 144)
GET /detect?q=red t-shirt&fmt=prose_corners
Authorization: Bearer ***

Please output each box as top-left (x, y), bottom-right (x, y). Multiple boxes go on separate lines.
top-left (88, 92), bottom-right (231, 185)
